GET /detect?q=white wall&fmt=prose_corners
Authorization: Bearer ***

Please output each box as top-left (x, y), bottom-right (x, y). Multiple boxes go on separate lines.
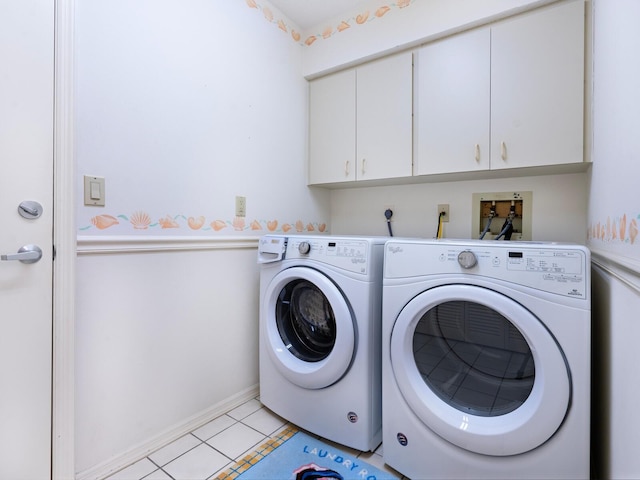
top-left (75, 241), bottom-right (259, 476)
top-left (302, 0), bottom-right (555, 77)
top-left (587, 1), bottom-right (640, 478)
top-left (587, 0), bottom-right (640, 260)
top-left (330, 173), bottom-right (588, 242)
top-left (75, 0), bottom-right (329, 237)
top-left (73, 0), bottom-right (330, 476)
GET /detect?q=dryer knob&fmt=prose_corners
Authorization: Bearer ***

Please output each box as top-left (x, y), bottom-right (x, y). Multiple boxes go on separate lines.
top-left (458, 250), bottom-right (477, 269)
top-left (298, 241), bottom-right (311, 255)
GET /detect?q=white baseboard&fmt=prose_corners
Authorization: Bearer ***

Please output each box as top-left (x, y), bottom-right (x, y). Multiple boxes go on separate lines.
top-left (76, 385), bottom-right (259, 480)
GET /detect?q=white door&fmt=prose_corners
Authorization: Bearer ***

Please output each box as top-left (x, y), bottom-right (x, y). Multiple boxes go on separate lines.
top-left (0, 1), bottom-right (54, 478)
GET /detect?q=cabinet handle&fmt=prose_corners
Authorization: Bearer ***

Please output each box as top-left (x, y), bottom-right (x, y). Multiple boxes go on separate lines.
top-left (345, 160), bottom-right (350, 176)
top-left (475, 144), bottom-right (480, 162)
top-left (362, 158), bottom-right (366, 175)
top-left (501, 141), bottom-right (507, 161)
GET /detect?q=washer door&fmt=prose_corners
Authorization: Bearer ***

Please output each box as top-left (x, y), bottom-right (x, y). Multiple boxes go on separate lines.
top-left (390, 284), bottom-right (570, 456)
top-left (263, 266), bottom-right (355, 389)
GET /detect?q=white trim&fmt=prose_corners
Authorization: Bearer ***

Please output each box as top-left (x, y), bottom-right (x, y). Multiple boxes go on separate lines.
top-left (53, 0), bottom-right (76, 478)
top-left (591, 248), bottom-right (640, 295)
top-left (77, 235), bottom-right (260, 255)
top-left (75, 386), bottom-right (259, 480)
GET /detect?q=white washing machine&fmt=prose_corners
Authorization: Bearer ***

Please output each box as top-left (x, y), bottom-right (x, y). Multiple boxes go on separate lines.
top-left (258, 234), bottom-right (386, 451)
top-left (382, 239), bottom-right (591, 479)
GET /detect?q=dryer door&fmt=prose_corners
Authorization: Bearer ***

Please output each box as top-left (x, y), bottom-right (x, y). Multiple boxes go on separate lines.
top-left (390, 284), bottom-right (570, 456)
top-left (263, 266), bottom-right (355, 389)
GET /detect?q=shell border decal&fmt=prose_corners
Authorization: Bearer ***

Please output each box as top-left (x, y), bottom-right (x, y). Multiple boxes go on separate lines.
top-left (245, 0), bottom-right (414, 46)
top-left (82, 212), bottom-right (327, 234)
top-left (588, 213), bottom-right (640, 245)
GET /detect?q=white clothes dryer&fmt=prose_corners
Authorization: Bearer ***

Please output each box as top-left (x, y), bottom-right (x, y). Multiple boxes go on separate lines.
top-left (382, 239), bottom-right (591, 479)
top-left (258, 235), bottom-right (386, 451)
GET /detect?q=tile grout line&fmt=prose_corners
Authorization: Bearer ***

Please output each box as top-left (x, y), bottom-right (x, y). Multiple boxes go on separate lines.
top-left (109, 399), bottom-right (398, 480)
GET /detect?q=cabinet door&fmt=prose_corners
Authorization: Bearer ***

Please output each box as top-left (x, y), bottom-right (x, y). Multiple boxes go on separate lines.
top-left (491, 0), bottom-right (584, 169)
top-left (415, 28), bottom-right (490, 175)
top-left (309, 69), bottom-right (356, 184)
top-left (357, 52), bottom-right (413, 181)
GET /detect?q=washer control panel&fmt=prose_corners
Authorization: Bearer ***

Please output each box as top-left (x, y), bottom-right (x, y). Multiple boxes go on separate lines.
top-left (286, 237), bottom-right (373, 275)
top-left (385, 240), bottom-right (589, 299)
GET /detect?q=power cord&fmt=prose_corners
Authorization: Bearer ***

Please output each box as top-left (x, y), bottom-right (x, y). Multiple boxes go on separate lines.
top-left (436, 211), bottom-right (445, 239)
top-left (385, 209), bottom-right (394, 237)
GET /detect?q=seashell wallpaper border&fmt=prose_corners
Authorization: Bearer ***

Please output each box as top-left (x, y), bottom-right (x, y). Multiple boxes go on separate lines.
top-left (587, 213), bottom-right (640, 245)
top-left (81, 212), bottom-right (327, 234)
top-left (245, 0), bottom-right (414, 46)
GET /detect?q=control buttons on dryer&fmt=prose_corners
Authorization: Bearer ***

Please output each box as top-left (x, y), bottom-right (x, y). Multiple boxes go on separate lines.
top-left (457, 250), bottom-right (477, 269)
top-left (298, 241), bottom-right (311, 254)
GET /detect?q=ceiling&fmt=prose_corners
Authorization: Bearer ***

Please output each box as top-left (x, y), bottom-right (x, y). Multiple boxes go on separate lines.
top-left (268, 0), bottom-right (367, 30)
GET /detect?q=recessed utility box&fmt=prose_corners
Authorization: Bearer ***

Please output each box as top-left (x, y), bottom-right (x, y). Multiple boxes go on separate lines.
top-left (472, 191), bottom-right (532, 241)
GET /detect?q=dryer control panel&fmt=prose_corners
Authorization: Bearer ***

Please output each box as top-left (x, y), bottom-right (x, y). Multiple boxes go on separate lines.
top-left (385, 240), bottom-right (589, 300)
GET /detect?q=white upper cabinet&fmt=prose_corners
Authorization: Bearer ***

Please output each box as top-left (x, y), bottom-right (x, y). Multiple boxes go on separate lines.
top-left (308, 52), bottom-right (413, 185)
top-left (491, 0), bottom-right (585, 170)
top-left (356, 52), bottom-right (413, 182)
top-left (414, 28), bottom-right (491, 175)
top-left (415, 0), bottom-right (585, 177)
top-left (309, 69), bottom-right (357, 184)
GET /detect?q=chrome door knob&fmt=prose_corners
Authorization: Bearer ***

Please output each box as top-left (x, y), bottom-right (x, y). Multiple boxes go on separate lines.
top-left (1, 245), bottom-right (43, 264)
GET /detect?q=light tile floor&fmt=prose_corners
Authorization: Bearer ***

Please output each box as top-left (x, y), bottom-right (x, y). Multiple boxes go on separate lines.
top-left (105, 397), bottom-right (404, 480)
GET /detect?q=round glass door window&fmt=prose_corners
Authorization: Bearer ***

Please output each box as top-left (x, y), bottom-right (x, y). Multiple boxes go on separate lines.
top-left (390, 284), bottom-right (570, 455)
top-left (413, 300), bottom-right (534, 417)
top-left (263, 266), bottom-right (355, 389)
top-left (276, 279), bottom-right (337, 362)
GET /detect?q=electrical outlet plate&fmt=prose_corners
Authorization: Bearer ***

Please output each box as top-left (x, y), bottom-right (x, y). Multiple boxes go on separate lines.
top-left (438, 204), bottom-right (450, 222)
top-left (235, 196), bottom-right (246, 217)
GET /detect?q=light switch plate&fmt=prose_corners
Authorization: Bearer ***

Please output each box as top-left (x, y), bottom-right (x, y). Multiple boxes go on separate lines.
top-left (84, 175), bottom-right (105, 206)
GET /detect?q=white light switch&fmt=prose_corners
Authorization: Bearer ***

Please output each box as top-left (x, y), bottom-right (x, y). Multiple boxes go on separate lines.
top-left (90, 181), bottom-right (101, 200)
top-left (84, 175), bottom-right (105, 206)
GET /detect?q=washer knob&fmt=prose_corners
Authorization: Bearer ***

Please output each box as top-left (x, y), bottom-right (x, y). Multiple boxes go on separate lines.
top-left (298, 241), bottom-right (311, 254)
top-left (457, 250), bottom-right (477, 269)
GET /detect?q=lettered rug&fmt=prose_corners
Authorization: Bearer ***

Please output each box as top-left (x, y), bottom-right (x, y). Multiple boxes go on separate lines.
top-left (214, 426), bottom-right (399, 480)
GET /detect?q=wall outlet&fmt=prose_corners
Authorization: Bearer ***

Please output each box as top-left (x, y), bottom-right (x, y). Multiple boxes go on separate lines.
top-left (438, 204), bottom-right (449, 222)
top-left (235, 196), bottom-right (246, 217)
